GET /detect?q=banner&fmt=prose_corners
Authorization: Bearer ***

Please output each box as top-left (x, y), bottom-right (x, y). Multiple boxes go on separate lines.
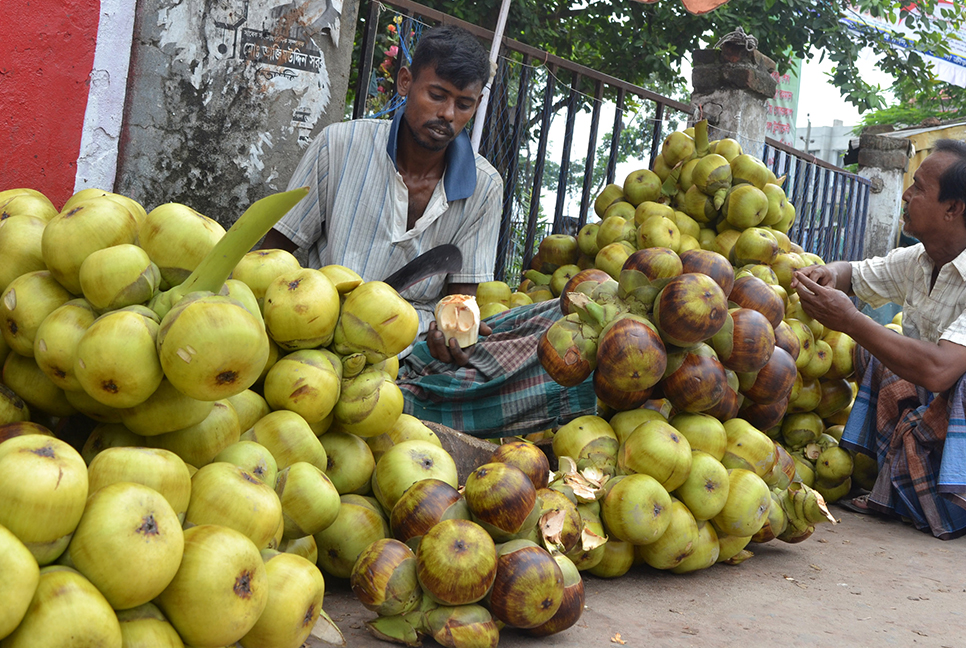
top-left (764, 59), bottom-right (802, 149)
top-left (842, 2), bottom-right (966, 88)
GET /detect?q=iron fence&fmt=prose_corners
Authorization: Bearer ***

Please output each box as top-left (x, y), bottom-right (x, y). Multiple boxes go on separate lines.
top-left (351, 0), bottom-right (870, 283)
top-left (762, 138), bottom-right (871, 263)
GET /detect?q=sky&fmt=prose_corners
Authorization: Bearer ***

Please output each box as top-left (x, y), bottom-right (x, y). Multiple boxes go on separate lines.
top-left (795, 48), bottom-right (897, 130)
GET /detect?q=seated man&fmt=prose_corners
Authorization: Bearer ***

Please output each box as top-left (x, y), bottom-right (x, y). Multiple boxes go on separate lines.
top-left (261, 24), bottom-right (595, 437)
top-left (791, 139), bottom-right (966, 539)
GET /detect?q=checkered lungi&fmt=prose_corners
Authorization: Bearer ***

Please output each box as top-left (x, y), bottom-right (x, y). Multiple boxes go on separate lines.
top-left (841, 345), bottom-right (966, 539)
top-left (396, 299), bottom-right (597, 439)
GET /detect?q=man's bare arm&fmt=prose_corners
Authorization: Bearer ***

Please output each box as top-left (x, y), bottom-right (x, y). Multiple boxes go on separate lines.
top-left (793, 271), bottom-right (966, 393)
top-left (259, 228), bottom-right (298, 253)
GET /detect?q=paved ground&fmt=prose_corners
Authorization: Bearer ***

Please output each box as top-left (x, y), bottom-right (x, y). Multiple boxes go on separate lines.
top-left (316, 507), bottom-right (966, 648)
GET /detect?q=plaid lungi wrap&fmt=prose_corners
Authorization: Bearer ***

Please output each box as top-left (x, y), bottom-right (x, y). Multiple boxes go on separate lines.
top-left (396, 299), bottom-right (597, 438)
top-left (841, 345), bottom-right (966, 539)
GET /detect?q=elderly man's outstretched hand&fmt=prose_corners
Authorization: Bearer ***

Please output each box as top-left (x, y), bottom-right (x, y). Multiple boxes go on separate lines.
top-left (791, 269), bottom-right (859, 333)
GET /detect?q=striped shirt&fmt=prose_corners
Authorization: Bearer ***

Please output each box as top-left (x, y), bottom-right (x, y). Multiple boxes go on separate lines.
top-left (850, 243), bottom-right (966, 346)
top-left (277, 113), bottom-right (504, 347)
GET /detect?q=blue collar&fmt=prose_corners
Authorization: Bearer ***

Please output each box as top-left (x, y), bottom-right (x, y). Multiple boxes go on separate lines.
top-left (386, 110), bottom-right (478, 201)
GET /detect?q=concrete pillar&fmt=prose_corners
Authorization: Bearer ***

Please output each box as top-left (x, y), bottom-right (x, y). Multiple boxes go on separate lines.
top-left (114, 0), bottom-right (361, 228)
top-left (689, 42), bottom-right (778, 160)
top-left (854, 128), bottom-right (913, 323)
top-left (856, 130), bottom-right (914, 260)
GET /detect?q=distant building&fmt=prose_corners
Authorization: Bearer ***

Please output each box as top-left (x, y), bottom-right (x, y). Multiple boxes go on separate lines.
top-left (799, 119), bottom-right (854, 166)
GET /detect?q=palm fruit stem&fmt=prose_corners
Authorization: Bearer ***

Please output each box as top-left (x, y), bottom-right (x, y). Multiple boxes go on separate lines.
top-left (694, 119), bottom-right (710, 157)
top-left (149, 187), bottom-right (309, 318)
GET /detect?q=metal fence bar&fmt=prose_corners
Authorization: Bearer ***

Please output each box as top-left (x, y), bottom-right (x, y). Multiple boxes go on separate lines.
top-left (352, 0), bottom-right (383, 120)
top-left (577, 80), bottom-right (605, 229)
top-left (649, 102), bottom-right (665, 169)
top-left (521, 65), bottom-right (558, 273)
top-left (493, 53), bottom-right (532, 283)
top-left (553, 71), bottom-right (581, 234)
top-left (606, 88), bottom-right (626, 186)
top-left (479, 55), bottom-right (508, 162)
top-left (821, 171), bottom-right (842, 258)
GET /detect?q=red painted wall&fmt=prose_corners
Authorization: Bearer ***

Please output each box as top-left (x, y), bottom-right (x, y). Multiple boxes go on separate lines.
top-left (2, 0), bottom-right (100, 209)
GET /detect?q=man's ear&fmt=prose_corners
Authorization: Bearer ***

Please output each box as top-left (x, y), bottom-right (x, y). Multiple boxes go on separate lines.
top-left (397, 67), bottom-right (412, 97)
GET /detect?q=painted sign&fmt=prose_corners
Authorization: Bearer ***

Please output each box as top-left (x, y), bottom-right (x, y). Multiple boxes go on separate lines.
top-left (764, 59), bottom-right (803, 149)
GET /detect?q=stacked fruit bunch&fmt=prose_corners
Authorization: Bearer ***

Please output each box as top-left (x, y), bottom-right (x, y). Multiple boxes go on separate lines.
top-left (528, 122), bottom-right (875, 573)
top-left (350, 440), bottom-right (585, 646)
top-left (0, 184), bottom-right (433, 647)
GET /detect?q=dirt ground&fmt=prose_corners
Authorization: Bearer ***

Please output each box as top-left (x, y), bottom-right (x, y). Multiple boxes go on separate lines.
top-left (315, 506), bottom-right (966, 648)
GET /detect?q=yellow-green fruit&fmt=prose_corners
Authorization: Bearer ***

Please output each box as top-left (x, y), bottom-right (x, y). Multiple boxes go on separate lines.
top-left (239, 550), bottom-right (326, 648)
top-left (730, 153), bottom-right (772, 189)
top-left (1, 565), bottom-right (122, 648)
top-left (480, 302), bottom-right (510, 319)
top-left (263, 348), bottom-right (342, 424)
top-left (333, 368), bottom-right (404, 438)
top-left (0, 215), bottom-right (47, 294)
top-left (139, 203), bottom-right (226, 290)
top-left (2, 351), bottom-right (76, 419)
top-left (0, 384), bottom-right (30, 427)
top-left (0, 190), bottom-right (58, 221)
top-left (185, 462), bottom-right (283, 550)
top-left (42, 196), bottom-right (140, 294)
top-left (241, 409), bottom-right (328, 471)
top-left (214, 440), bottom-right (279, 487)
top-left (332, 281), bottom-right (419, 363)
top-left (155, 525), bottom-right (268, 648)
top-left (79, 244), bottom-right (161, 312)
top-left (80, 423), bottom-right (147, 464)
top-left (319, 263), bottom-right (364, 294)
top-left (0, 436), bottom-right (88, 566)
top-left (115, 603), bottom-right (184, 648)
top-left (662, 131), bottom-right (696, 167)
top-left (637, 215), bottom-right (681, 252)
top-left (158, 294), bottom-right (270, 401)
top-left (623, 167), bottom-right (663, 206)
top-left (476, 280), bottom-right (512, 308)
top-left (87, 446), bottom-right (192, 523)
top-left (232, 249), bottom-right (303, 305)
top-left (0, 523), bottom-right (40, 639)
top-left (75, 309), bottom-right (164, 409)
top-left (67, 482), bottom-right (185, 610)
top-left (32, 298), bottom-right (96, 392)
top-left (263, 268), bottom-right (341, 351)
top-left (275, 461), bottom-right (342, 539)
top-left (633, 200), bottom-right (675, 227)
top-left (603, 200), bottom-right (636, 221)
top-left (121, 378), bottom-right (215, 437)
top-left (149, 400), bottom-right (241, 468)
top-left (593, 183), bottom-right (625, 218)
top-left (0, 270), bottom-right (73, 358)
top-left (510, 292), bottom-right (533, 308)
top-left (226, 389), bottom-right (272, 432)
top-left (723, 184), bottom-right (770, 229)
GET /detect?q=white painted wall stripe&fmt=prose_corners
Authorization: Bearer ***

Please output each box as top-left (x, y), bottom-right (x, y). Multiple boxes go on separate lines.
top-left (74, 0), bottom-right (137, 193)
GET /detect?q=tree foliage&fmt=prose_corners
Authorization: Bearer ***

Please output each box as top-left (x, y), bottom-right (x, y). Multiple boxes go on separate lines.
top-left (417, 0), bottom-right (964, 113)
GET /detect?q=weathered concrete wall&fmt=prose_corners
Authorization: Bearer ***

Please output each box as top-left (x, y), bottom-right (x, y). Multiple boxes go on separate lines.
top-left (689, 44), bottom-right (778, 160)
top-left (115, 0), bottom-right (361, 227)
